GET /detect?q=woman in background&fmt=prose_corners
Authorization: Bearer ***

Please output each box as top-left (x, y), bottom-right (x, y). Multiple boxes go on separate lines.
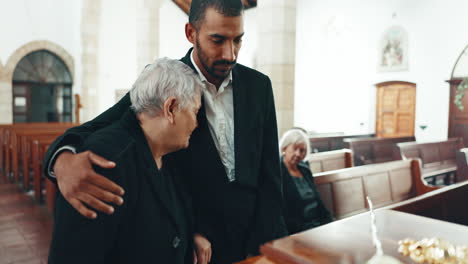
top-left (280, 129), bottom-right (333, 234)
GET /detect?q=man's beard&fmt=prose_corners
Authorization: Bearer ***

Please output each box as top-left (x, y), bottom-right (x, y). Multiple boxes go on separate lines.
top-left (196, 38), bottom-right (236, 80)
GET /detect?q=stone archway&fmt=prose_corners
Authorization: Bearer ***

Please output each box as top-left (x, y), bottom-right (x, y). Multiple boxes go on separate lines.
top-left (0, 40), bottom-right (75, 123)
top-left (5, 40), bottom-right (74, 82)
top-left (451, 44), bottom-right (468, 79)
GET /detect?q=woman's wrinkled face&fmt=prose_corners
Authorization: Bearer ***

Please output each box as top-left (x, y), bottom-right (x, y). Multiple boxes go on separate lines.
top-left (283, 142), bottom-right (307, 167)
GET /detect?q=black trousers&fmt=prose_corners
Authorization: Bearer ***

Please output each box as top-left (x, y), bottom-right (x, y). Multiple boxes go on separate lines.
top-left (208, 182), bottom-right (256, 264)
top-left (210, 223), bottom-right (249, 264)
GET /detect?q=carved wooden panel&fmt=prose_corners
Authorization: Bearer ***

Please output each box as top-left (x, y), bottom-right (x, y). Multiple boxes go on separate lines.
top-left (375, 81), bottom-right (416, 138)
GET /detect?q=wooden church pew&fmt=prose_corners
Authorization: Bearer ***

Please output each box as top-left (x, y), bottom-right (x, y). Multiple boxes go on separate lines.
top-left (0, 123), bottom-right (69, 174)
top-left (305, 149), bottom-right (353, 174)
top-left (387, 179), bottom-right (468, 226)
top-left (238, 182), bottom-right (468, 264)
top-left (4, 123), bottom-right (73, 183)
top-left (22, 136), bottom-right (57, 191)
top-left (31, 138), bottom-right (56, 211)
top-left (308, 133), bottom-right (374, 153)
top-left (313, 159), bottom-right (438, 220)
top-left (396, 138), bottom-right (463, 185)
top-left (344, 136), bottom-right (415, 166)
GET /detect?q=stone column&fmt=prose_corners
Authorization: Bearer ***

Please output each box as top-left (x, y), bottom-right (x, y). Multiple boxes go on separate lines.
top-left (0, 66), bottom-right (11, 123)
top-left (136, 0), bottom-right (160, 73)
top-left (256, 0), bottom-right (296, 136)
top-left (80, 0), bottom-right (102, 121)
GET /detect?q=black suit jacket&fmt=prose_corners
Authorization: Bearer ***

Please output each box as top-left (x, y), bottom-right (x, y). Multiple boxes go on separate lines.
top-left (48, 109), bottom-right (193, 264)
top-left (44, 49), bottom-right (287, 263)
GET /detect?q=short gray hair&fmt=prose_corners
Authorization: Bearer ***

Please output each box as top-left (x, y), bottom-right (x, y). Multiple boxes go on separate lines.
top-left (279, 129), bottom-right (311, 155)
top-left (130, 57), bottom-right (202, 116)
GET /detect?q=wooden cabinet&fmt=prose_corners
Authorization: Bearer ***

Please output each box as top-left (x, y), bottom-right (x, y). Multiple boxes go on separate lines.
top-left (448, 79), bottom-right (468, 147)
top-left (375, 81), bottom-right (416, 138)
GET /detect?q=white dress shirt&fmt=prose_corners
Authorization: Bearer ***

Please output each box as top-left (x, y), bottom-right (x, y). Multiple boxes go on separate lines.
top-left (190, 51), bottom-right (236, 182)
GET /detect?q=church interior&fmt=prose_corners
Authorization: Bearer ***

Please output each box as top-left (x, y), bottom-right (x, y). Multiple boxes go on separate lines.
top-left (1, 0), bottom-right (468, 263)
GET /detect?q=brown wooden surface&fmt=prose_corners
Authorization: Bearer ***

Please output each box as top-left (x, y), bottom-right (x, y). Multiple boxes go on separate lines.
top-left (235, 256), bottom-right (274, 264)
top-left (74, 93), bottom-right (82, 123)
top-left (375, 81), bottom-right (416, 138)
top-left (387, 180), bottom-right (468, 226)
top-left (456, 148), bottom-right (468, 182)
top-left (344, 136), bottom-right (415, 166)
top-left (313, 159), bottom-right (438, 219)
top-left (396, 138), bottom-right (463, 184)
top-left (21, 136), bottom-right (56, 190)
top-left (309, 133), bottom-right (374, 153)
top-left (12, 130), bottom-right (64, 183)
top-left (260, 209), bottom-right (468, 264)
top-left (2, 123), bottom-right (73, 182)
top-left (306, 149), bottom-right (353, 174)
top-left (447, 78), bottom-right (468, 147)
top-left (32, 140), bottom-right (53, 204)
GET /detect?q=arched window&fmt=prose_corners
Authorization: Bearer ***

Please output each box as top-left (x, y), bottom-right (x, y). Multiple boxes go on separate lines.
top-left (12, 50), bottom-right (73, 123)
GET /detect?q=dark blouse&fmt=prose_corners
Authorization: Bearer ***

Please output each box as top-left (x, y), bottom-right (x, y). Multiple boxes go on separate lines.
top-left (281, 158), bottom-right (333, 234)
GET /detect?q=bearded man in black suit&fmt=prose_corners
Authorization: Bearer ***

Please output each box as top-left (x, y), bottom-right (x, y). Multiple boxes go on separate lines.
top-left (44, 0), bottom-right (288, 263)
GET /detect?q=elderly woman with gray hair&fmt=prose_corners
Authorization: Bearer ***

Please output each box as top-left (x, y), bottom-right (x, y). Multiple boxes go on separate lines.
top-left (280, 129), bottom-right (332, 234)
top-left (49, 58), bottom-right (202, 264)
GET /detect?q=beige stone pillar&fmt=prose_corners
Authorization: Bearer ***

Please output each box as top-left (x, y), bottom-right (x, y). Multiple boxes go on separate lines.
top-left (136, 0), bottom-right (160, 73)
top-left (0, 79), bottom-right (12, 123)
top-left (81, 0), bottom-right (102, 121)
top-left (0, 59), bottom-right (12, 123)
top-left (256, 0), bottom-right (296, 137)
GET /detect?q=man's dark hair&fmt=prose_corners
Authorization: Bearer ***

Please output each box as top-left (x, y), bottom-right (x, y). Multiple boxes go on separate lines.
top-left (189, 0), bottom-right (244, 28)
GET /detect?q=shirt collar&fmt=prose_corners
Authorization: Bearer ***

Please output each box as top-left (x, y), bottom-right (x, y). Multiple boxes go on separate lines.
top-left (190, 50), bottom-right (232, 87)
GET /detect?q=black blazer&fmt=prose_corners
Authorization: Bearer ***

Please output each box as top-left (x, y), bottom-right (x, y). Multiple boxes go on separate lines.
top-left (44, 49), bottom-right (287, 262)
top-left (48, 109), bottom-right (193, 264)
top-left (281, 159), bottom-right (332, 234)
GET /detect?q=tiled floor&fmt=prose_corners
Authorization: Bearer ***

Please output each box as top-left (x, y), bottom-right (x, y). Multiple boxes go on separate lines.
top-left (0, 175), bottom-right (52, 264)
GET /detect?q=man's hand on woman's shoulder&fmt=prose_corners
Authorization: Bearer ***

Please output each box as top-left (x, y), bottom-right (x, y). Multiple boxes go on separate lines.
top-left (53, 151), bottom-right (125, 219)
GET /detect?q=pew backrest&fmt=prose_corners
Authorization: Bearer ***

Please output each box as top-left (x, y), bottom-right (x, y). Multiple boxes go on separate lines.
top-left (396, 138), bottom-right (462, 169)
top-left (344, 136), bottom-right (415, 166)
top-left (305, 149), bottom-right (353, 174)
top-left (396, 138), bottom-right (463, 184)
top-left (309, 133), bottom-right (374, 153)
top-left (313, 159), bottom-right (438, 219)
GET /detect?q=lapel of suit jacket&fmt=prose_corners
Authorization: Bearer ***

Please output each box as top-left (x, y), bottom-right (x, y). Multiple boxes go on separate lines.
top-left (181, 48), bottom-right (230, 177)
top-left (232, 66), bottom-right (248, 185)
top-left (182, 48), bottom-right (251, 185)
top-left (120, 110), bottom-right (183, 234)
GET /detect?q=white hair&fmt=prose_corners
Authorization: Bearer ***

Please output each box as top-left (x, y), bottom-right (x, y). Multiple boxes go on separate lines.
top-left (279, 129), bottom-right (311, 156)
top-left (130, 57), bottom-right (202, 116)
